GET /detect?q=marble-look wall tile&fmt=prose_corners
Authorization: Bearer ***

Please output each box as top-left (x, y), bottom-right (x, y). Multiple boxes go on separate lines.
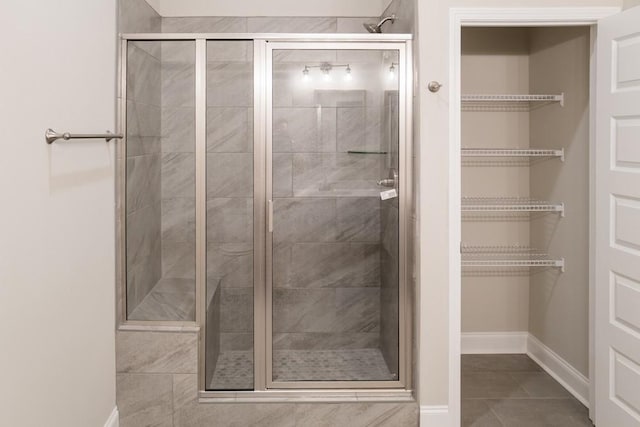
top-left (161, 153), bottom-right (195, 199)
top-left (118, 0), bottom-right (161, 33)
top-left (273, 107), bottom-right (337, 153)
top-left (273, 198), bottom-right (337, 243)
top-left (293, 402), bottom-right (418, 427)
top-left (126, 154), bottom-right (161, 214)
top-left (161, 41), bottom-right (196, 64)
top-left (116, 330), bottom-right (198, 374)
top-left (207, 107), bottom-right (253, 153)
top-left (220, 288), bottom-right (253, 333)
top-left (273, 287), bottom-right (379, 333)
top-left (208, 40), bottom-right (252, 62)
top-left (207, 243), bottom-right (253, 288)
top-left (207, 62), bottom-right (253, 107)
top-left (162, 241), bottom-right (195, 279)
top-left (162, 107), bottom-right (195, 153)
top-left (248, 17), bottom-right (337, 33)
top-left (127, 136), bottom-right (161, 158)
top-left (161, 197), bottom-right (195, 243)
top-left (336, 17), bottom-right (380, 33)
top-left (127, 44), bottom-right (162, 105)
top-left (273, 153), bottom-right (293, 197)
top-left (162, 17), bottom-right (247, 33)
top-left (274, 243), bottom-right (380, 288)
top-left (162, 62), bottom-right (195, 108)
top-left (337, 107), bottom-right (366, 152)
top-left (173, 374), bottom-right (295, 427)
top-left (220, 332), bottom-right (254, 351)
top-left (116, 373), bottom-right (172, 427)
top-left (336, 198), bottom-right (380, 242)
top-left (206, 153), bottom-right (253, 198)
top-left (380, 0), bottom-right (416, 34)
top-left (127, 101), bottom-right (161, 138)
top-left (205, 287), bottom-right (221, 386)
top-left (206, 198), bottom-right (253, 243)
top-left (291, 153), bottom-right (382, 197)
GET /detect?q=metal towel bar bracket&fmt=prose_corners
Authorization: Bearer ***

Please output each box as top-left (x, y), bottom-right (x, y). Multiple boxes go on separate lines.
top-left (45, 128), bottom-right (124, 144)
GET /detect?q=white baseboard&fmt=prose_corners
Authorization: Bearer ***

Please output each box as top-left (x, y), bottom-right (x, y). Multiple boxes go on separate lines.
top-left (104, 407), bottom-right (119, 427)
top-left (461, 332), bottom-right (528, 354)
top-left (419, 405), bottom-right (449, 426)
top-left (526, 334), bottom-right (590, 407)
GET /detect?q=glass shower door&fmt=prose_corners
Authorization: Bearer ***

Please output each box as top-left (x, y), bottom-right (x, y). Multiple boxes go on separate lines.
top-left (268, 44), bottom-right (404, 386)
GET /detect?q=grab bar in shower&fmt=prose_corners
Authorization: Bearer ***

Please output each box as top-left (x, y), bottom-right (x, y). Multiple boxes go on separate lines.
top-left (45, 128), bottom-right (124, 144)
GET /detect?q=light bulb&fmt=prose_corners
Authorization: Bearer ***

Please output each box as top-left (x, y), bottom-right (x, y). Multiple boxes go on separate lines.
top-left (344, 65), bottom-right (352, 81)
top-left (302, 66), bottom-right (310, 82)
top-left (323, 69), bottom-right (331, 82)
top-left (388, 64), bottom-right (396, 80)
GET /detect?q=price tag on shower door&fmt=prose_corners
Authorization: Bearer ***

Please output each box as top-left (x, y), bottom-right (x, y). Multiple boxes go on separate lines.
top-left (380, 189), bottom-right (398, 200)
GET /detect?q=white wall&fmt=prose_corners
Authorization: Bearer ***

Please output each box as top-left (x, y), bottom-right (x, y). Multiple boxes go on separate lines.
top-left (145, 0), bottom-right (393, 17)
top-left (0, 1), bottom-right (117, 426)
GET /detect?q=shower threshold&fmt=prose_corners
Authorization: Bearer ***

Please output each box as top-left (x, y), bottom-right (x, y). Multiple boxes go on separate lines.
top-left (210, 348), bottom-right (395, 390)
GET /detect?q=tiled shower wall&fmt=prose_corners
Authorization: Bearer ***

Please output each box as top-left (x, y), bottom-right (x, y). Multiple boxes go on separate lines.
top-left (125, 40), bottom-right (162, 315)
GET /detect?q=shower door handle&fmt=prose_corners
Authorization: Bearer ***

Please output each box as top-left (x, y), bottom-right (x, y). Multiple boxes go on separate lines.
top-left (267, 200), bottom-right (273, 233)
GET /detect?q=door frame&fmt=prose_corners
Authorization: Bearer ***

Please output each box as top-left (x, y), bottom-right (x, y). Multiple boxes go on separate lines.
top-left (448, 7), bottom-right (620, 424)
top-left (116, 33), bottom-right (415, 399)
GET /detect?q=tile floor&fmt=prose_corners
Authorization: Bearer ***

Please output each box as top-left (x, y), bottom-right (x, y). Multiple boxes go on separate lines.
top-left (462, 354), bottom-right (593, 427)
top-left (210, 348), bottom-right (394, 390)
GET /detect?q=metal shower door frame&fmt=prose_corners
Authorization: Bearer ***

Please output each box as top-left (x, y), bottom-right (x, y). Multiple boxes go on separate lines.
top-left (116, 33), bottom-right (413, 398)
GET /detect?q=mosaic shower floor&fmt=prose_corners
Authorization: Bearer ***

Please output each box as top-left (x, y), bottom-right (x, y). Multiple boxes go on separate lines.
top-left (210, 348), bottom-right (395, 390)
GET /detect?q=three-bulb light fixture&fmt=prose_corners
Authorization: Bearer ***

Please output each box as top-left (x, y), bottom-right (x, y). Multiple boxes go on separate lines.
top-left (302, 62), bottom-right (352, 82)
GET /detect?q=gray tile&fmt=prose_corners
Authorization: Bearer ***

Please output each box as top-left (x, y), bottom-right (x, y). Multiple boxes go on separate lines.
top-left (161, 107), bottom-right (195, 153)
top-left (273, 49), bottom-right (337, 64)
top-left (207, 198), bottom-right (253, 243)
top-left (207, 62), bottom-right (253, 107)
top-left (247, 17), bottom-right (336, 33)
top-left (127, 101), bottom-right (161, 138)
top-left (462, 354), bottom-right (543, 373)
top-left (162, 17), bottom-right (247, 33)
top-left (462, 400), bottom-right (503, 427)
top-left (337, 107), bottom-right (366, 152)
top-left (116, 373), bottom-right (172, 427)
top-left (116, 330), bottom-right (198, 374)
top-left (486, 398), bottom-right (593, 427)
top-left (126, 154), bottom-right (160, 214)
top-left (127, 45), bottom-right (161, 105)
top-left (273, 107), bottom-right (318, 153)
top-left (162, 241), bottom-right (195, 279)
top-left (220, 332), bottom-right (254, 351)
top-left (207, 153), bottom-right (253, 198)
top-left (509, 372), bottom-right (573, 398)
top-left (162, 61), bottom-right (195, 108)
top-left (274, 242), bottom-right (380, 288)
top-left (273, 153), bottom-right (293, 197)
top-left (462, 372), bottom-right (529, 399)
top-left (336, 17), bottom-right (379, 34)
top-left (220, 288), bottom-right (253, 333)
top-left (161, 153), bottom-right (195, 199)
top-left (273, 198), bottom-right (337, 243)
top-left (161, 40), bottom-right (196, 64)
top-left (129, 278), bottom-right (195, 322)
top-left (161, 197), bottom-right (195, 243)
top-left (293, 402), bottom-right (418, 427)
top-left (207, 107), bottom-right (253, 153)
top-left (119, 0), bottom-right (161, 33)
top-left (126, 135), bottom-right (161, 157)
top-left (314, 90), bottom-right (367, 108)
top-left (337, 198), bottom-right (380, 242)
top-left (208, 40), bottom-right (252, 62)
top-left (207, 243), bottom-right (253, 288)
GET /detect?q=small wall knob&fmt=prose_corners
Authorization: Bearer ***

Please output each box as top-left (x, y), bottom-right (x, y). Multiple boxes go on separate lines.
top-left (428, 81), bottom-right (443, 93)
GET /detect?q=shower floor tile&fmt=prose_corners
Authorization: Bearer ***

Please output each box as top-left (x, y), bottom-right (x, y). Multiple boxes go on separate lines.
top-left (128, 278), bottom-right (195, 321)
top-left (209, 348), bottom-right (394, 390)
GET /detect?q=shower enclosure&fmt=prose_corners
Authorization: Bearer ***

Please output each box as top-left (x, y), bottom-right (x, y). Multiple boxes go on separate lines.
top-left (117, 34), bottom-right (412, 394)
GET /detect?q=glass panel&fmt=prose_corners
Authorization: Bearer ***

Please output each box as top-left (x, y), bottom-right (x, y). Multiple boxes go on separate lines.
top-left (205, 40), bottom-right (254, 391)
top-left (125, 40), bottom-right (196, 321)
top-left (271, 49), bottom-right (400, 382)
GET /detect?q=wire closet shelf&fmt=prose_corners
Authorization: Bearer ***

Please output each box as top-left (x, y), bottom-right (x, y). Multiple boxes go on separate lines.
top-left (461, 245), bottom-right (565, 272)
top-left (462, 197), bottom-right (565, 216)
top-left (461, 148), bottom-right (565, 161)
top-left (461, 93), bottom-right (564, 112)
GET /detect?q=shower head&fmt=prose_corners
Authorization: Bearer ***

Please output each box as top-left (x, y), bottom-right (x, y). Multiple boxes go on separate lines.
top-left (363, 14), bottom-right (396, 33)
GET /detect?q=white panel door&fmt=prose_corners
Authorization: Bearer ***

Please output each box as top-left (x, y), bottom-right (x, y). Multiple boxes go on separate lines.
top-left (596, 6), bottom-right (640, 427)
